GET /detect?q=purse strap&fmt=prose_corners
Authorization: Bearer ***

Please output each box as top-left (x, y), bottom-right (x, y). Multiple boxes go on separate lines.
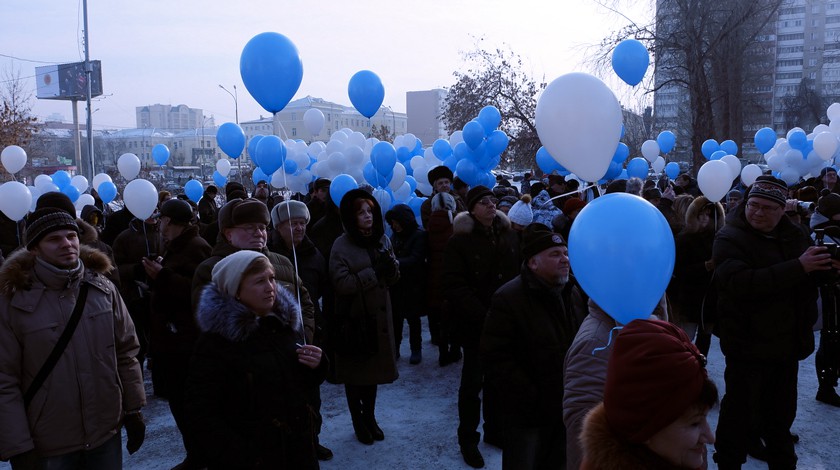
top-left (23, 283), bottom-right (90, 408)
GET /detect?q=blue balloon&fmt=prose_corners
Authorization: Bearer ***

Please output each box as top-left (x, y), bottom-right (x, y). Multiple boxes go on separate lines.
top-left (408, 196), bottom-right (425, 217)
top-left (478, 106), bottom-right (502, 135)
top-left (255, 135), bottom-right (286, 175)
top-left (284, 159), bottom-right (298, 174)
top-left (217, 123), bottom-right (246, 159)
top-left (656, 131), bottom-right (676, 154)
top-left (248, 135), bottom-right (264, 166)
top-left (455, 158), bottom-right (481, 186)
top-left (348, 70), bottom-right (385, 118)
top-left (486, 130), bottom-right (509, 156)
top-left (97, 181), bottom-right (117, 204)
top-left (710, 150), bottom-right (726, 160)
top-left (240, 32), bottom-right (303, 114)
top-left (184, 179), bottom-right (203, 203)
top-left (152, 144), bottom-right (170, 166)
top-left (453, 141), bottom-right (470, 161)
top-left (536, 146), bottom-right (562, 174)
top-left (330, 174), bottom-right (358, 204)
top-left (462, 120), bottom-right (485, 151)
top-left (754, 127), bottom-right (777, 154)
top-left (213, 171), bottom-right (227, 188)
top-left (405, 175), bottom-right (417, 194)
top-left (433, 139), bottom-right (452, 159)
top-left (720, 139), bottom-right (738, 156)
top-left (569, 193), bottom-right (675, 324)
top-left (626, 157), bottom-right (649, 179)
top-left (396, 146), bottom-right (411, 163)
top-left (603, 161), bottom-right (622, 180)
top-left (701, 139), bottom-right (720, 159)
top-left (442, 155), bottom-right (457, 171)
top-left (789, 130), bottom-right (808, 151)
top-left (52, 170), bottom-right (71, 189)
top-left (371, 141), bottom-right (397, 176)
top-left (363, 162), bottom-right (378, 187)
top-left (374, 172), bottom-right (393, 188)
top-left (665, 161), bottom-right (680, 179)
top-left (612, 142), bottom-right (630, 163)
top-left (619, 169), bottom-right (629, 180)
top-left (612, 39), bottom-right (650, 86)
top-left (61, 184), bottom-right (80, 203)
top-left (252, 167), bottom-right (270, 186)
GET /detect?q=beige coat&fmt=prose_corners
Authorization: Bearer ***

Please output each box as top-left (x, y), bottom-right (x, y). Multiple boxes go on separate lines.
top-left (0, 246), bottom-right (145, 459)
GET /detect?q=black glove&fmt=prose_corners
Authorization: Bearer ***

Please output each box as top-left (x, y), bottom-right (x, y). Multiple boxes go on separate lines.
top-left (123, 411), bottom-right (146, 455)
top-left (373, 255), bottom-right (397, 280)
top-left (10, 450), bottom-right (38, 470)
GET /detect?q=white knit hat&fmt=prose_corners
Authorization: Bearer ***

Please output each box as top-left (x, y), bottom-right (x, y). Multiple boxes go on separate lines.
top-left (507, 199), bottom-right (534, 226)
top-left (211, 250), bottom-right (267, 298)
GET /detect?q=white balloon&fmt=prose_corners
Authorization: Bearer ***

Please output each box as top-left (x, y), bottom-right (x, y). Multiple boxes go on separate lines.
top-left (536, 73), bottom-right (623, 183)
top-left (28, 186), bottom-right (40, 212)
top-left (815, 124), bottom-right (831, 135)
top-left (394, 181), bottom-right (412, 202)
top-left (740, 164), bottom-right (762, 186)
top-left (697, 160), bottom-right (732, 202)
top-left (1, 145), bottom-right (27, 174)
top-left (0, 182), bottom-right (32, 221)
top-left (372, 188), bottom-right (392, 213)
top-left (316, 150), bottom-right (329, 162)
top-left (774, 138), bottom-right (790, 154)
top-left (75, 193), bottom-right (95, 211)
top-left (641, 140), bottom-right (661, 163)
top-left (118, 153), bottom-right (141, 181)
top-left (328, 152), bottom-right (347, 173)
top-left (303, 108), bottom-right (325, 136)
top-left (307, 141), bottom-right (326, 158)
top-left (403, 133), bottom-right (417, 150)
top-left (35, 174), bottom-right (54, 191)
top-left (449, 131), bottom-right (464, 148)
top-left (828, 103), bottom-right (840, 122)
top-left (652, 156), bottom-right (666, 174)
top-left (814, 132), bottom-right (839, 161)
top-left (415, 166), bottom-right (430, 185)
top-left (417, 182), bottom-right (433, 197)
top-left (364, 138), bottom-right (378, 157)
top-left (720, 155), bottom-right (742, 180)
top-left (766, 153), bottom-right (785, 172)
top-left (344, 145), bottom-right (366, 169)
top-left (348, 132), bottom-right (367, 149)
top-left (325, 139), bottom-right (345, 155)
top-left (123, 179), bottom-right (158, 219)
top-left (831, 119), bottom-right (840, 136)
top-left (291, 151), bottom-right (311, 171)
top-left (389, 163), bottom-right (407, 191)
top-left (779, 166), bottom-right (800, 185)
top-left (40, 183), bottom-right (60, 194)
top-left (92, 173), bottom-right (112, 192)
top-left (271, 170), bottom-right (288, 189)
top-left (331, 130), bottom-right (348, 143)
top-left (348, 168), bottom-right (365, 186)
top-left (784, 149), bottom-right (804, 167)
top-left (410, 156), bottom-right (425, 171)
top-left (216, 159), bottom-right (232, 177)
top-left (394, 135), bottom-right (405, 149)
top-left (70, 175), bottom-right (89, 194)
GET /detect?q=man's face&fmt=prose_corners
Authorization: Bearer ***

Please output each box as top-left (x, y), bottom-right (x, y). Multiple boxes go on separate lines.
top-left (159, 216), bottom-right (184, 243)
top-left (434, 178), bottom-right (451, 194)
top-left (528, 245), bottom-right (570, 285)
top-left (225, 223), bottom-right (268, 249)
top-left (276, 218), bottom-right (307, 247)
top-left (471, 196), bottom-right (497, 226)
top-left (745, 198), bottom-right (784, 233)
top-left (823, 171), bottom-right (837, 187)
top-left (313, 187), bottom-right (328, 202)
top-left (32, 229), bottom-right (80, 269)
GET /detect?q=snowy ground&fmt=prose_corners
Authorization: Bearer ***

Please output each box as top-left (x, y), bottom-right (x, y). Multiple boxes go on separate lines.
top-left (3, 324), bottom-right (839, 469)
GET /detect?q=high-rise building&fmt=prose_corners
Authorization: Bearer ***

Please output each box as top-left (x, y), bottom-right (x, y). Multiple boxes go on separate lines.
top-left (136, 104), bottom-right (210, 131)
top-left (407, 89), bottom-right (447, 145)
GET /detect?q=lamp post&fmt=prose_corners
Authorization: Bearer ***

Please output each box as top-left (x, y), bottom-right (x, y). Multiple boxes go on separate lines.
top-left (218, 84), bottom-right (239, 124)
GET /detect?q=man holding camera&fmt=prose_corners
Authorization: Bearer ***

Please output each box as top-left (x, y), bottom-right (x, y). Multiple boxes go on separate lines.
top-left (713, 176), bottom-right (836, 469)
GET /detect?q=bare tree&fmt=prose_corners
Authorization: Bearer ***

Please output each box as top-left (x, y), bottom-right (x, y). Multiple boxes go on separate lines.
top-left (370, 124), bottom-right (393, 142)
top-left (442, 39), bottom-right (546, 169)
top-left (0, 67), bottom-right (39, 150)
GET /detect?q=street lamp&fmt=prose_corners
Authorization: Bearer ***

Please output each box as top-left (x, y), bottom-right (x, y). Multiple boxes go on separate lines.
top-left (218, 84), bottom-right (239, 124)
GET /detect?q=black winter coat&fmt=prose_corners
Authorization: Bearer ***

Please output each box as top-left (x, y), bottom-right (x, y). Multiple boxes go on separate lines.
top-left (386, 204), bottom-right (427, 318)
top-left (481, 266), bottom-right (586, 426)
top-left (149, 225), bottom-right (211, 356)
top-left (186, 284), bottom-right (325, 469)
top-left (713, 202), bottom-right (818, 360)
top-left (674, 230), bottom-right (717, 325)
top-left (443, 210), bottom-right (520, 348)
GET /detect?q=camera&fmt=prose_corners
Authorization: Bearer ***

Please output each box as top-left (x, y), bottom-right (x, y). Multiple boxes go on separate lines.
top-left (798, 201), bottom-right (815, 213)
top-left (815, 229), bottom-right (840, 260)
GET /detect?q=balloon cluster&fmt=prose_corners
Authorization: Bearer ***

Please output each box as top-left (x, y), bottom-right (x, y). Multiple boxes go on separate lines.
top-left (442, 106), bottom-right (509, 188)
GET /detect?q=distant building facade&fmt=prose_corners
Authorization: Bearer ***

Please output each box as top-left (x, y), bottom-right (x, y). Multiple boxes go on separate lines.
top-left (407, 89), bottom-right (447, 145)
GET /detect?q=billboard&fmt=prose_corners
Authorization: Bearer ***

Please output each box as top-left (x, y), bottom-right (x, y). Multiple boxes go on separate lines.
top-left (35, 60), bottom-right (103, 100)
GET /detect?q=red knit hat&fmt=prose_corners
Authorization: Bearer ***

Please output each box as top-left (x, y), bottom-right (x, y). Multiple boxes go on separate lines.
top-left (562, 197), bottom-right (586, 215)
top-left (604, 319), bottom-right (708, 444)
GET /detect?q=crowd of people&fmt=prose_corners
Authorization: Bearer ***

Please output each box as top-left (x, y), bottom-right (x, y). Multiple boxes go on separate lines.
top-left (1, 163), bottom-right (839, 470)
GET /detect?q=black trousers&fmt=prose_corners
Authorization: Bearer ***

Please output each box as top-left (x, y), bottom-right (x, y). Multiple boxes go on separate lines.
top-left (156, 353), bottom-right (204, 463)
top-left (714, 357), bottom-right (798, 469)
top-left (502, 423), bottom-right (566, 470)
top-left (457, 346), bottom-right (502, 445)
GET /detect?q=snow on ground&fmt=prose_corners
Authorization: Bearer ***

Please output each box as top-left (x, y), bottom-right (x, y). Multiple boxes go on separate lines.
top-left (3, 325), bottom-right (839, 469)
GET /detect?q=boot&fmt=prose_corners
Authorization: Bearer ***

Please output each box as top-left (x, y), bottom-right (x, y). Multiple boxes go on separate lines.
top-left (409, 349), bottom-right (422, 365)
top-left (460, 443), bottom-right (485, 468)
top-left (747, 436), bottom-right (768, 462)
top-left (350, 410), bottom-right (374, 445)
top-left (816, 386), bottom-right (840, 407)
top-left (363, 412), bottom-right (385, 441)
top-left (315, 443), bottom-right (333, 461)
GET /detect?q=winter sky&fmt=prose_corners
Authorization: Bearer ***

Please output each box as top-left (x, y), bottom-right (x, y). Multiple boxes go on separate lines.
top-left (1, 0), bottom-right (650, 130)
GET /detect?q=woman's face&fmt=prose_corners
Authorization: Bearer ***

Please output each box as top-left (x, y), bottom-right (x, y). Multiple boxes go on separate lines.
top-left (237, 267), bottom-right (276, 316)
top-left (645, 406), bottom-right (714, 468)
top-left (356, 201), bottom-right (374, 231)
top-left (697, 210), bottom-right (711, 229)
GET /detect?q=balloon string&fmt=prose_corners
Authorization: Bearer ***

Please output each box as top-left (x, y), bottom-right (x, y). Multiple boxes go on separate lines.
top-left (279, 158), bottom-right (306, 345)
top-left (142, 219), bottom-right (151, 257)
top-left (591, 325), bottom-right (624, 355)
top-left (539, 183), bottom-right (598, 208)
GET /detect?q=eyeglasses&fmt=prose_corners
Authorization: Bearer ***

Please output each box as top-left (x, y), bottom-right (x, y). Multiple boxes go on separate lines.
top-left (233, 224), bottom-right (268, 234)
top-left (477, 197), bottom-right (498, 207)
top-left (746, 201), bottom-right (782, 213)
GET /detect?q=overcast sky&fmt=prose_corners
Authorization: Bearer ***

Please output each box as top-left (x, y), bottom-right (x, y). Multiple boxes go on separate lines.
top-left (1, 0), bottom-right (651, 131)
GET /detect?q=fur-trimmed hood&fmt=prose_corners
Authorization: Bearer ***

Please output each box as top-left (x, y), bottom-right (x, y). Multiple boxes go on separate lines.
top-left (684, 196), bottom-right (725, 233)
top-left (452, 210), bottom-right (511, 236)
top-left (580, 403), bottom-right (701, 470)
top-left (196, 282), bottom-right (302, 343)
top-left (0, 245), bottom-right (113, 296)
top-left (77, 218), bottom-right (101, 245)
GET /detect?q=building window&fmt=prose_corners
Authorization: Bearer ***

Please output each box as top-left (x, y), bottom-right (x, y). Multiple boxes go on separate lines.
top-left (291, 113), bottom-right (297, 120)
top-left (292, 127), bottom-right (297, 136)
top-left (811, 72), bottom-right (818, 79)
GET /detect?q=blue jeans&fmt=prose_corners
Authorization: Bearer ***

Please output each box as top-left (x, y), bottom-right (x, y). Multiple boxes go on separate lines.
top-left (40, 433), bottom-right (122, 470)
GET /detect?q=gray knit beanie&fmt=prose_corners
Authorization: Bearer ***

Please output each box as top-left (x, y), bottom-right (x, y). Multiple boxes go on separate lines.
top-left (211, 250), bottom-right (267, 298)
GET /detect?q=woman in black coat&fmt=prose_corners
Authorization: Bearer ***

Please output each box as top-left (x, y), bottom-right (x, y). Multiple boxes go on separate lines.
top-left (385, 204), bottom-right (427, 364)
top-left (186, 251), bottom-right (325, 469)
